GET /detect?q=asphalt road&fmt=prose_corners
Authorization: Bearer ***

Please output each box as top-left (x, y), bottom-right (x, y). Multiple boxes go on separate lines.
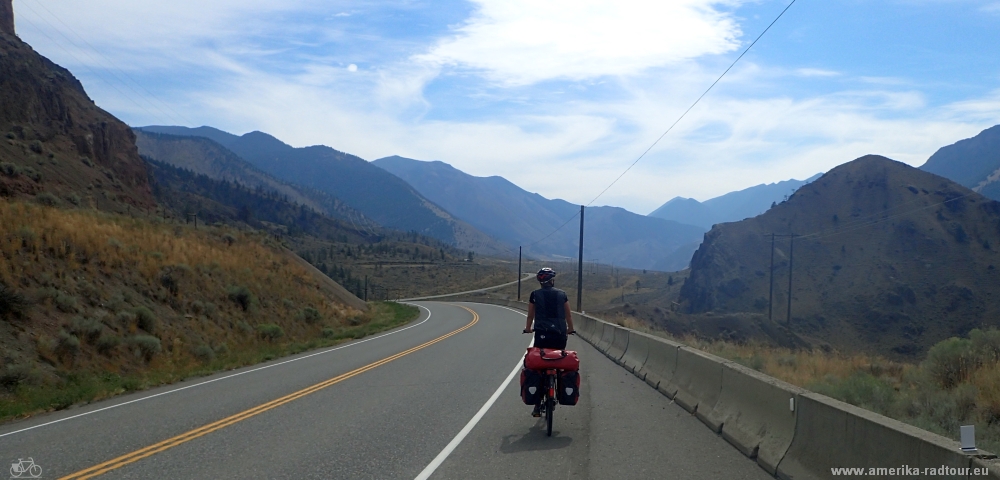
top-left (0, 302), bottom-right (772, 479)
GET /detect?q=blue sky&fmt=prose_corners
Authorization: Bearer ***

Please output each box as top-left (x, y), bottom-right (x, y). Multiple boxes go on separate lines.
top-left (13, 0), bottom-right (1000, 214)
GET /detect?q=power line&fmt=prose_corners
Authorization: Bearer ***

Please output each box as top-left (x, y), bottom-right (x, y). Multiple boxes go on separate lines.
top-left (521, 0), bottom-right (799, 249)
top-left (13, 11), bottom-right (161, 122)
top-left (22, 0), bottom-right (196, 126)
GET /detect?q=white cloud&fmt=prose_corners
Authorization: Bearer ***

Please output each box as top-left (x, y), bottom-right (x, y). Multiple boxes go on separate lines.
top-left (347, 64), bottom-right (358, 72)
top-left (416, 0), bottom-right (742, 85)
top-left (795, 68), bottom-right (839, 77)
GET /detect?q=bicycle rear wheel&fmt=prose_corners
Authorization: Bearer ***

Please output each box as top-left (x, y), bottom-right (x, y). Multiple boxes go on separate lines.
top-left (545, 396), bottom-right (554, 436)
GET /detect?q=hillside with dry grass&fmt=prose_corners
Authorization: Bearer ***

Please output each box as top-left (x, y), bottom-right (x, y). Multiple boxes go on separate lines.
top-left (0, 199), bottom-right (416, 421)
top-left (679, 155), bottom-right (1000, 358)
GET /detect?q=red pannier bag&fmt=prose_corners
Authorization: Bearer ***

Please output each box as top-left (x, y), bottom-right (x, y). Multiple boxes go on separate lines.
top-left (523, 347), bottom-right (580, 371)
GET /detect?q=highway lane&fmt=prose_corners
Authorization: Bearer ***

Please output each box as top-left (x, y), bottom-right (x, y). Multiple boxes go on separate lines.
top-left (0, 301), bottom-right (771, 479)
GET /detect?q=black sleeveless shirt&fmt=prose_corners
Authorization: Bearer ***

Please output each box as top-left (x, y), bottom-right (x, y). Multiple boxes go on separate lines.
top-left (529, 286), bottom-right (568, 335)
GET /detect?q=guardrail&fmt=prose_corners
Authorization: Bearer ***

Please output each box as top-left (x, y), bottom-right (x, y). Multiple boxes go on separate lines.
top-left (415, 291), bottom-right (1000, 479)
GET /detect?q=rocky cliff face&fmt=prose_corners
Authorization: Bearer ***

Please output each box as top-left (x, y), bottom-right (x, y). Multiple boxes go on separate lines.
top-left (0, 16), bottom-right (154, 210)
top-left (679, 155), bottom-right (1000, 357)
top-left (1, 0), bottom-right (13, 36)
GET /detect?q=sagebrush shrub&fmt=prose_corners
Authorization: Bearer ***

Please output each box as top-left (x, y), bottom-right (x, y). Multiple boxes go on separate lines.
top-left (96, 334), bottom-right (121, 355)
top-left (256, 324), bottom-right (284, 341)
top-left (129, 335), bottom-right (161, 361)
top-left (0, 283), bottom-right (28, 319)
top-left (298, 307), bottom-right (321, 324)
top-left (56, 331), bottom-right (80, 355)
top-left (68, 316), bottom-right (103, 343)
top-left (192, 344), bottom-right (215, 363)
top-left (925, 337), bottom-right (974, 389)
top-left (227, 286), bottom-right (255, 311)
top-left (133, 306), bottom-right (157, 334)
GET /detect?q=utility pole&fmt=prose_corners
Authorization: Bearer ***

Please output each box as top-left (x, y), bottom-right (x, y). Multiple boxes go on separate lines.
top-left (517, 246), bottom-right (522, 301)
top-left (577, 205), bottom-right (585, 312)
top-left (787, 234), bottom-right (796, 326)
top-left (768, 233), bottom-right (775, 322)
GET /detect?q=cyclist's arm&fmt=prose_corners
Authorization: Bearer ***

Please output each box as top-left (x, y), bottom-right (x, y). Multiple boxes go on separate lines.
top-left (525, 303), bottom-right (535, 331)
top-left (564, 301), bottom-right (575, 333)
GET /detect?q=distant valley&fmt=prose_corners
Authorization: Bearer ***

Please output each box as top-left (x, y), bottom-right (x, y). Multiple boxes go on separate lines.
top-left (136, 126), bottom-right (507, 255)
top-left (373, 155), bottom-right (707, 271)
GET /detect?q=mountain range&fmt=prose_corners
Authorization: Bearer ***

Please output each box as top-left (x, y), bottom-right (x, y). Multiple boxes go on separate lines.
top-left (921, 124), bottom-right (1000, 200)
top-left (135, 126), bottom-right (506, 255)
top-left (647, 174), bottom-right (822, 229)
top-left (133, 130), bottom-right (377, 227)
top-left (373, 155), bottom-right (707, 271)
top-left (679, 154), bottom-right (1000, 357)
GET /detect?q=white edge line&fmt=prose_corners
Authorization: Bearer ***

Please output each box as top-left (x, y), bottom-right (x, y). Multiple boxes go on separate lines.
top-left (0, 304), bottom-right (433, 439)
top-left (414, 307), bottom-right (531, 480)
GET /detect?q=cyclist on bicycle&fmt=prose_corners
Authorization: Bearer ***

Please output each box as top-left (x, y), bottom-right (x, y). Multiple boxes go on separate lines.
top-left (523, 267), bottom-right (576, 417)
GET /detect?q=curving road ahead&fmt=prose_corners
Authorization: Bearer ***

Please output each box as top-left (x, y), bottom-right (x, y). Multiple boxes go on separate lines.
top-left (0, 302), bottom-right (771, 479)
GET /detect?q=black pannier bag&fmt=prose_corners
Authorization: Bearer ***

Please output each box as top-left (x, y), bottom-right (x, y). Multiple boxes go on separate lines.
top-left (520, 368), bottom-right (544, 405)
top-left (556, 370), bottom-right (580, 406)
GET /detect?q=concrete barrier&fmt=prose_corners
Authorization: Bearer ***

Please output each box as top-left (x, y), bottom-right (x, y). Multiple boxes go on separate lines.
top-left (972, 458), bottom-right (1000, 479)
top-left (576, 314), bottom-right (598, 344)
top-left (596, 323), bottom-right (615, 352)
top-left (620, 331), bottom-right (653, 376)
top-left (638, 336), bottom-right (681, 398)
top-left (672, 347), bottom-right (726, 431)
top-left (776, 393), bottom-right (976, 480)
top-left (701, 362), bottom-right (807, 475)
top-left (605, 324), bottom-right (630, 362)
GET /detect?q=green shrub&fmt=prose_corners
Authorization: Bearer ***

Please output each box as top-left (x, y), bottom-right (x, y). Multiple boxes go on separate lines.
top-left (96, 334), bottom-right (121, 355)
top-left (298, 307), bottom-right (321, 324)
top-left (256, 324), bottom-right (284, 341)
top-left (54, 292), bottom-right (79, 313)
top-left (129, 335), bottom-right (161, 361)
top-left (116, 311), bottom-right (136, 329)
top-left (0, 162), bottom-right (18, 177)
top-left (68, 316), bottom-right (103, 343)
top-left (56, 331), bottom-right (81, 355)
top-left (133, 306), bottom-right (157, 334)
top-left (65, 193), bottom-right (81, 206)
top-left (0, 282), bottom-right (28, 319)
top-left (227, 285), bottom-right (255, 311)
top-left (192, 344), bottom-right (215, 363)
top-left (321, 327), bottom-right (336, 338)
top-left (213, 343), bottom-right (229, 357)
top-left (925, 337), bottom-right (975, 389)
top-left (811, 372), bottom-right (896, 415)
top-left (203, 302), bottom-right (218, 319)
top-left (35, 192), bottom-right (59, 206)
top-left (0, 364), bottom-right (40, 390)
top-left (236, 321), bottom-right (253, 335)
top-left (971, 328), bottom-right (1000, 365)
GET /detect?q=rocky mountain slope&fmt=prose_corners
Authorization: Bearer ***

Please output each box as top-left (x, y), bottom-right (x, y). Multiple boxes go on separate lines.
top-left (0, 11), bottom-right (154, 211)
top-left (921, 124), bottom-right (1000, 200)
top-left (649, 174), bottom-right (822, 229)
top-left (137, 126), bottom-right (507, 255)
top-left (678, 155), bottom-right (1000, 357)
top-left (373, 155), bottom-right (706, 271)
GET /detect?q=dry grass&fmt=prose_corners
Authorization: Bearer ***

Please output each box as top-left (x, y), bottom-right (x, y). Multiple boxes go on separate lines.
top-left (0, 198), bottom-right (420, 422)
top-left (610, 312), bottom-right (1000, 453)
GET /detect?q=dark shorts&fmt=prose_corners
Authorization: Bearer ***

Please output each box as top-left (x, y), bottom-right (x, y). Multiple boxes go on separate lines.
top-left (534, 330), bottom-right (567, 349)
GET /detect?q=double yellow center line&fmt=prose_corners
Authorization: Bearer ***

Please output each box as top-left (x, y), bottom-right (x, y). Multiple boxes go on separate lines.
top-left (61, 305), bottom-right (479, 479)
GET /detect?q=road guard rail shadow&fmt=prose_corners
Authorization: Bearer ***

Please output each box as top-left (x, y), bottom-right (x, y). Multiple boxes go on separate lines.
top-left (417, 290), bottom-right (1000, 479)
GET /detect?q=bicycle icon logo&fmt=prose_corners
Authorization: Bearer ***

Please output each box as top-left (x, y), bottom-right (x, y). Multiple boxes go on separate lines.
top-left (9, 458), bottom-right (42, 478)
